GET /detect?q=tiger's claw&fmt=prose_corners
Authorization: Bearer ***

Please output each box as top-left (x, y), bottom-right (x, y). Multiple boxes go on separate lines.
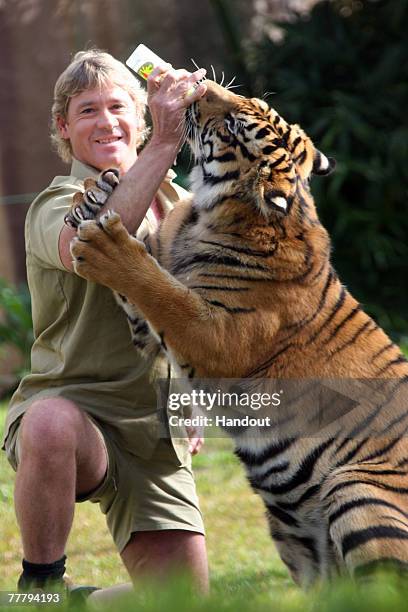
top-left (64, 168), bottom-right (120, 229)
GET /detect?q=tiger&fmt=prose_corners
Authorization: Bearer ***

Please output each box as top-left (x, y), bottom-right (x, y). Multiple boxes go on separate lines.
top-left (67, 80), bottom-right (408, 587)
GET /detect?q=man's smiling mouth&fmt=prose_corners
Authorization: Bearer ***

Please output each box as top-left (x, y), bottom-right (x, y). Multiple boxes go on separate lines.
top-left (95, 136), bottom-right (122, 144)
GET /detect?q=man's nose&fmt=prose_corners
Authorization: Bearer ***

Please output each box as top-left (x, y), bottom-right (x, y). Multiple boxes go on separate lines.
top-left (96, 109), bottom-right (119, 129)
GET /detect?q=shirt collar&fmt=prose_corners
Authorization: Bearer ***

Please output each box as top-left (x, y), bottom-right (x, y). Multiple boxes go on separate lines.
top-left (70, 158), bottom-right (178, 185)
top-left (71, 158), bottom-right (99, 181)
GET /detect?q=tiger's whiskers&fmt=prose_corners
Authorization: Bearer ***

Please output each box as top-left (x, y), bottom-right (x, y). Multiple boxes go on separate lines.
top-left (190, 58), bottom-right (200, 71)
top-left (262, 91), bottom-right (276, 100)
top-left (225, 75), bottom-right (236, 89)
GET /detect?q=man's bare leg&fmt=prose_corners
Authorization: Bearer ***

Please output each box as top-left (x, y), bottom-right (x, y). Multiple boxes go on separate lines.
top-left (14, 397), bottom-right (107, 566)
top-left (88, 530), bottom-right (209, 610)
top-left (121, 530), bottom-right (209, 593)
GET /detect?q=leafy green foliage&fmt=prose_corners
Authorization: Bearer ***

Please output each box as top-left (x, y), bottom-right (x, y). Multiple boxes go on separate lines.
top-left (249, 0), bottom-right (408, 338)
top-left (0, 278), bottom-right (33, 378)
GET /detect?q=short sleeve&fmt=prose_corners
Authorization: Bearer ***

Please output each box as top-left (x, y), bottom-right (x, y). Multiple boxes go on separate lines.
top-left (26, 182), bottom-right (83, 271)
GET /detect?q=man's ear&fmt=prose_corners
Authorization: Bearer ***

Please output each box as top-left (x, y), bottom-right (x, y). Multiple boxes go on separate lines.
top-left (56, 115), bottom-right (70, 140)
top-left (313, 149), bottom-right (336, 176)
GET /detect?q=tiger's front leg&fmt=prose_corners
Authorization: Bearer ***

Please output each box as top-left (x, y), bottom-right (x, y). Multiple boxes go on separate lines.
top-left (71, 211), bottom-right (150, 292)
top-left (67, 170), bottom-right (161, 361)
top-left (71, 211), bottom-right (278, 377)
top-left (64, 168), bottom-right (120, 228)
top-left (115, 294), bottom-right (163, 360)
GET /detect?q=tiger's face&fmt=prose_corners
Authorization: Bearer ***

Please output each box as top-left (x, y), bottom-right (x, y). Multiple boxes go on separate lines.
top-left (187, 80), bottom-right (335, 220)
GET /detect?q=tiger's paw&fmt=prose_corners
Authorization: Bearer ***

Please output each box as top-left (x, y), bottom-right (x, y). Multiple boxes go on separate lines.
top-left (64, 168), bottom-right (120, 228)
top-left (70, 211), bottom-right (146, 293)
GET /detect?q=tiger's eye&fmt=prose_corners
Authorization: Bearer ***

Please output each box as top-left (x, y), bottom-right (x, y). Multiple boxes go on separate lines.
top-left (225, 114), bottom-right (236, 132)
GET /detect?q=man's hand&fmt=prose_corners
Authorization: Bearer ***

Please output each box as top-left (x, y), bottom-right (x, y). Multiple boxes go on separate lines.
top-left (147, 66), bottom-right (207, 148)
top-left (186, 426), bottom-right (204, 456)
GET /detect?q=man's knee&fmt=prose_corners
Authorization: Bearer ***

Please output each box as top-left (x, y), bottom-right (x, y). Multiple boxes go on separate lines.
top-left (19, 397), bottom-right (84, 459)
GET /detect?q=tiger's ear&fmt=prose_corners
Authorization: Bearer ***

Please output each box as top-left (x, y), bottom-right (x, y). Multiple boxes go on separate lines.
top-left (254, 155), bottom-right (295, 216)
top-left (313, 150), bottom-right (336, 176)
top-left (264, 192), bottom-right (289, 214)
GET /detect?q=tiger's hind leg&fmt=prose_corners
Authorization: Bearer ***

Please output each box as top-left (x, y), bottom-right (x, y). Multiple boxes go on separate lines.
top-left (322, 464), bottom-right (408, 580)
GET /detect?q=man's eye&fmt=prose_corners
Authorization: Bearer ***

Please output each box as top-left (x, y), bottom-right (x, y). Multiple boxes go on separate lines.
top-left (81, 108), bottom-right (94, 114)
top-left (111, 104), bottom-right (126, 111)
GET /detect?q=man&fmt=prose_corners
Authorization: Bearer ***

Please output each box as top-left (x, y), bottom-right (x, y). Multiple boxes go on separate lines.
top-left (1, 49), bottom-right (209, 595)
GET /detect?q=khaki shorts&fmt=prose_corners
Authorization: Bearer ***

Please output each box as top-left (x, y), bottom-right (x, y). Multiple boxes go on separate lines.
top-left (5, 415), bottom-right (204, 553)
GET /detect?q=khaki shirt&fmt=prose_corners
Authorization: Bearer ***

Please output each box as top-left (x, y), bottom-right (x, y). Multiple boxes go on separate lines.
top-left (2, 159), bottom-right (189, 460)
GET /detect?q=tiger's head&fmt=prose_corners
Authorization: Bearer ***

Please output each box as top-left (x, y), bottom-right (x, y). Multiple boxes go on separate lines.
top-left (187, 80), bottom-right (335, 224)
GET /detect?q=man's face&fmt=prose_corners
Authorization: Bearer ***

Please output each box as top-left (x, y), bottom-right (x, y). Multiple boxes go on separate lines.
top-left (57, 84), bottom-right (142, 174)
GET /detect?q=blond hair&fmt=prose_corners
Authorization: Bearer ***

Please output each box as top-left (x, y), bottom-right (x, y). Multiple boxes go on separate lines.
top-left (51, 49), bottom-right (148, 163)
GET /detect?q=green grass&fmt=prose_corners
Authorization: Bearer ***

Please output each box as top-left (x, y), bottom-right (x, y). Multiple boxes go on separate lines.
top-left (1, 404), bottom-right (408, 611)
top-left (0, 405), bottom-right (282, 593)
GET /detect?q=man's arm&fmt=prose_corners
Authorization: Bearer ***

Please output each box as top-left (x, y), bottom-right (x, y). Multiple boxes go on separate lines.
top-left (59, 67), bottom-right (207, 271)
top-left (58, 138), bottom-right (182, 271)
